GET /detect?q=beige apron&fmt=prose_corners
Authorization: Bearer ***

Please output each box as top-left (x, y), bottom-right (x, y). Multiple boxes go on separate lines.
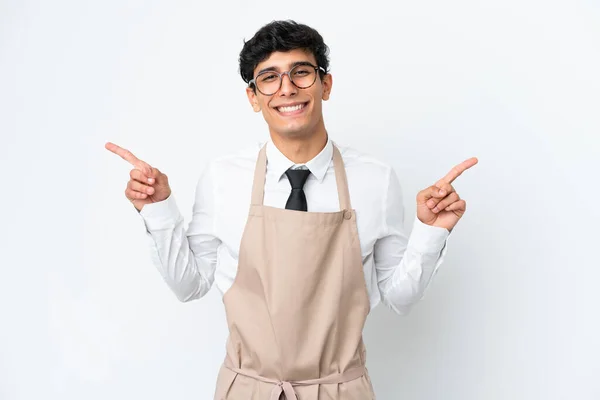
top-left (213, 143), bottom-right (376, 400)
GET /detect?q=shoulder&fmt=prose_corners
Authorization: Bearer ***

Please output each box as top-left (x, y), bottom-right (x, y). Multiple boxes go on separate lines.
top-left (332, 141), bottom-right (399, 229)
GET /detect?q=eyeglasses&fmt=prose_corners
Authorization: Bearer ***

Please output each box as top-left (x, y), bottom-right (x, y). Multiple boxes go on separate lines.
top-left (249, 63), bottom-right (326, 96)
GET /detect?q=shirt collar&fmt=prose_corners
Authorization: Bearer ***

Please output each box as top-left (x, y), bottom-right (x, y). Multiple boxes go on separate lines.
top-left (266, 136), bottom-right (333, 183)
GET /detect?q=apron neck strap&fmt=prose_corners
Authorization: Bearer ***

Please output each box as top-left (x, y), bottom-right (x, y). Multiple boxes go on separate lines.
top-left (332, 144), bottom-right (352, 210)
top-left (251, 142), bottom-right (352, 210)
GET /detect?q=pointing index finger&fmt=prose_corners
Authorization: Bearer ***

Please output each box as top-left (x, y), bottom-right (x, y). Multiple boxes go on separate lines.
top-left (438, 157), bottom-right (479, 185)
top-left (105, 142), bottom-right (141, 165)
top-left (105, 142), bottom-right (153, 176)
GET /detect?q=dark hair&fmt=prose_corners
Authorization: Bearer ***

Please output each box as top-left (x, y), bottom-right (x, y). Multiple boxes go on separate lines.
top-left (239, 20), bottom-right (330, 88)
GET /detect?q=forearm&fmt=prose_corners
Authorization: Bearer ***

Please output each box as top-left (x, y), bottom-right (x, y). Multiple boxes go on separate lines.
top-left (376, 216), bottom-right (450, 315)
top-left (379, 244), bottom-right (448, 314)
top-left (140, 195), bottom-right (215, 302)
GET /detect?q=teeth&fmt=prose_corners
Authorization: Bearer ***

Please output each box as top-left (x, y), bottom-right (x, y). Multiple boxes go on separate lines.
top-left (278, 103), bottom-right (305, 113)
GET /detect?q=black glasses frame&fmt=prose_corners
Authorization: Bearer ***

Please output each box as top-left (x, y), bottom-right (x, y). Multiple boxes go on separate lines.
top-left (249, 64), bottom-right (326, 96)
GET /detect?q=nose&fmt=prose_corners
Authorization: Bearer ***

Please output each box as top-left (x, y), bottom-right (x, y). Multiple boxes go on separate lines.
top-left (278, 72), bottom-right (297, 96)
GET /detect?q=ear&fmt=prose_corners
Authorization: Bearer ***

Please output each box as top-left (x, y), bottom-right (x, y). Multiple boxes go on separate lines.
top-left (246, 87), bottom-right (261, 112)
top-left (321, 73), bottom-right (333, 101)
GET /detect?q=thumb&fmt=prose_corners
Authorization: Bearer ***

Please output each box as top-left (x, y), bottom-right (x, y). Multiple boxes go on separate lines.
top-left (418, 185), bottom-right (446, 202)
top-left (150, 167), bottom-right (167, 183)
top-left (135, 161), bottom-right (153, 179)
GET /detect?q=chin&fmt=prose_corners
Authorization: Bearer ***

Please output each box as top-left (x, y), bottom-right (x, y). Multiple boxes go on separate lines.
top-left (276, 125), bottom-right (312, 138)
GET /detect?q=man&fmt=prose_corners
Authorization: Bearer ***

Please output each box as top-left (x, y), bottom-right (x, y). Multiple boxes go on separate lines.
top-left (106, 20), bottom-right (477, 400)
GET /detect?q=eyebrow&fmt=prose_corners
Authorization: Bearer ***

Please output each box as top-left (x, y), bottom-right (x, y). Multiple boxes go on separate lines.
top-left (255, 61), bottom-right (315, 76)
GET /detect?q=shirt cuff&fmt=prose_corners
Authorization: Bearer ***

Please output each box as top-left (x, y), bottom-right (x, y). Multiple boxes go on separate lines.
top-left (407, 216), bottom-right (450, 253)
top-left (138, 194), bottom-right (183, 231)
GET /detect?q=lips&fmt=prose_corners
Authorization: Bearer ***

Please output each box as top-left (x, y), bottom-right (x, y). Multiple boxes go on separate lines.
top-left (274, 101), bottom-right (309, 114)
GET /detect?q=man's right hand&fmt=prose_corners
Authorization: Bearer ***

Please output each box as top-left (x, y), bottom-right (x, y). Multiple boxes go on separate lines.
top-left (105, 142), bottom-right (172, 212)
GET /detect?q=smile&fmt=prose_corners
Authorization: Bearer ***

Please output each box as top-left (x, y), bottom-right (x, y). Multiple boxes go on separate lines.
top-left (275, 102), bottom-right (308, 115)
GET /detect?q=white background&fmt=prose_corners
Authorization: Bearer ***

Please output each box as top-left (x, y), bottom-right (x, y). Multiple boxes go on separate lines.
top-left (1, 0), bottom-right (599, 399)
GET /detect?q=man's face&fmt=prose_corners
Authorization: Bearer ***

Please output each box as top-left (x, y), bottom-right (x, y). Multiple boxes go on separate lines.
top-left (246, 49), bottom-right (332, 139)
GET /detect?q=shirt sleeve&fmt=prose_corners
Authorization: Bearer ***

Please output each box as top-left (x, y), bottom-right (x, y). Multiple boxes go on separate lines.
top-left (138, 163), bottom-right (221, 302)
top-left (373, 167), bottom-right (451, 315)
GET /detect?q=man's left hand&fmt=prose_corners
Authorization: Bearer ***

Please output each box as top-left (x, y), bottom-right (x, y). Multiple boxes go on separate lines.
top-left (416, 157), bottom-right (479, 232)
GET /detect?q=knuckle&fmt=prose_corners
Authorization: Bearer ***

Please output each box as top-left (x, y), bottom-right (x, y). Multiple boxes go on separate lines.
top-left (130, 169), bottom-right (142, 181)
top-left (134, 181), bottom-right (144, 192)
top-left (134, 181), bottom-right (147, 193)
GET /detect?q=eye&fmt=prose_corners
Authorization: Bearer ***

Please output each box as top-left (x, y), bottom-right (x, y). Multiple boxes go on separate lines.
top-left (293, 68), bottom-right (310, 76)
top-left (259, 73), bottom-right (278, 82)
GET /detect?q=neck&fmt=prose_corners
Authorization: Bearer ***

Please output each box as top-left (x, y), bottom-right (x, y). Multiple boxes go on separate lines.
top-left (269, 121), bottom-right (328, 164)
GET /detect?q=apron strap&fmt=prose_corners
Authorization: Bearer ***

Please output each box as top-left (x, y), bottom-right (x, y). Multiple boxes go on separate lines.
top-left (224, 364), bottom-right (365, 400)
top-left (250, 141), bottom-right (352, 210)
top-left (332, 143), bottom-right (352, 210)
top-left (250, 144), bottom-right (268, 206)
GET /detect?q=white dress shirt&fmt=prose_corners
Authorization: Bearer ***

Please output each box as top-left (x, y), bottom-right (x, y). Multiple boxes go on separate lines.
top-left (138, 138), bottom-right (452, 315)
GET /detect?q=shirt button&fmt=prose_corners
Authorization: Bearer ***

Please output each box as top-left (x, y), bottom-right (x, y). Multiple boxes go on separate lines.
top-left (344, 210), bottom-right (352, 220)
